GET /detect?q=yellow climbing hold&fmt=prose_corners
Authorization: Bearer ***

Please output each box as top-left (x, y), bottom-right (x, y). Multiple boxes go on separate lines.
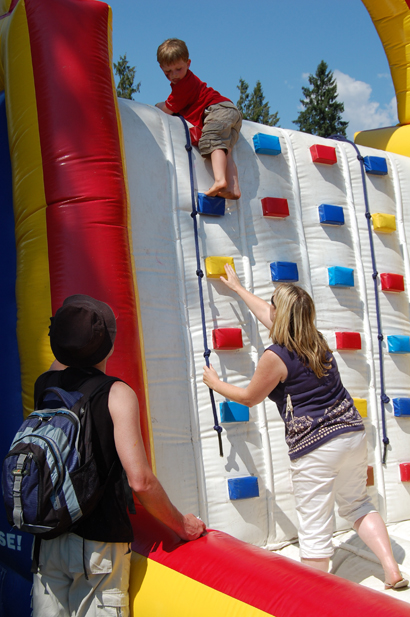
top-left (371, 213), bottom-right (396, 233)
top-left (353, 398), bottom-right (368, 418)
top-left (205, 257), bottom-right (235, 279)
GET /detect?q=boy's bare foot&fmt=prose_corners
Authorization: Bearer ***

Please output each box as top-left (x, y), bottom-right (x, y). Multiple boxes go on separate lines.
top-left (205, 180), bottom-right (227, 197)
top-left (217, 189), bottom-right (241, 200)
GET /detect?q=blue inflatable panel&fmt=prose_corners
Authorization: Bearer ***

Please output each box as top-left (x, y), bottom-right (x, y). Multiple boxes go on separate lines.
top-left (393, 398), bottom-right (410, 417)
top-left (197, 193), bottom-right (225, 216)
top-left (252, 133), bottom-right (281, 156)
top-left (319, 204), bottom-right (345, 226)
top-left (0, 91), bottom-right (21, 422)
top-left (228, 476), bottom-right (259, 500)
top-left (387, 335), bottom-right (410, 354)
top-left (0, 93), bottom-right (32, 591)
top-left (270, 261), bottom-right (299, 282)
top-left (328, 266), bottom-right (354, 287)
top-left (363, 156), bottom-right (388, 176)
top-left (220, 401), bottom-right (249, 423)
top-left (0, 563), bottom-right (32, 617)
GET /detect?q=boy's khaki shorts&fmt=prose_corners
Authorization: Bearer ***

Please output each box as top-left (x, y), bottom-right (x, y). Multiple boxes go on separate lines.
top-left (198, 101), bottom-right (242, 156)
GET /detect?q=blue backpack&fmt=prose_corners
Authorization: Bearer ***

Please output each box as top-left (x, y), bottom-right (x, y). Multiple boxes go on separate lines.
top-left (2, 374), bottom-right (118, 539)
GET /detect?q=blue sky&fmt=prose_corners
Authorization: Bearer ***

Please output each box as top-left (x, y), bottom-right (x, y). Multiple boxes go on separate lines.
top-left (103, 0), bottom-right (398, 140)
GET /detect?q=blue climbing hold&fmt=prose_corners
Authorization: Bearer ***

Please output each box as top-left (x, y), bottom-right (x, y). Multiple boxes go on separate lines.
top-left (328, 266), bottom-right (354, 287)
top-left (393, 398), bottom-right (410, 417)
top-left (363, 156), bottom-right (388, 176)
top-left (220, 401), bottom-right (249, 423)
top-left (228, 476), bottom-right (259, 500)
top-left (270, 262), bottom-right (299, 282)
top-left (319, 204), bottom-right (345, 226)
top-left (197, 193), bottom-right (225, 216)
top-left (387, 335), bottom-right (410, 354)
top-left (253, 133), bottom-right (281, 156)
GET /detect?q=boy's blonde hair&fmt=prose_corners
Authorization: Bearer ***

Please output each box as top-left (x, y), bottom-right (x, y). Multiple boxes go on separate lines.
top-left (157, 39), bottom-right (189, 65)
top-left (270, 283), bottom-right (332, 379)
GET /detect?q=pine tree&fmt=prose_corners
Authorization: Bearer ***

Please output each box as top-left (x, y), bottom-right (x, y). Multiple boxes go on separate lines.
top-left (293, 60), bottom-right (348, 137)
top-left (237, 78), bottom-right (279, 126)
top-left (114, 54), bottom-right (140, 100)
top-left (237, 78), bottom-right (250, 119)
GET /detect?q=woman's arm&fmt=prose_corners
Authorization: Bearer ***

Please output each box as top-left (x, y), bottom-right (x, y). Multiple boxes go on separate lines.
top-left (220, 264), bottom-right (273, 330)
top-left (203, 350), bottom-right (287, 407)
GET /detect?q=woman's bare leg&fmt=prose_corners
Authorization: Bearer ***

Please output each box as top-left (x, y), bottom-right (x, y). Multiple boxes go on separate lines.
top-left (301, 557), bottom-right (330, 573)
top-left (354, 512), bottom-right (405, 587)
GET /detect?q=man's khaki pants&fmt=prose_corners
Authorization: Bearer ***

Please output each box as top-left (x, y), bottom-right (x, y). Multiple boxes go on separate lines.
top-left (32, 533), bottom-right (131, 617)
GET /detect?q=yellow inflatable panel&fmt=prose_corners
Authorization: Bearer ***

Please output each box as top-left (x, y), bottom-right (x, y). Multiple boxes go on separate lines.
top-left (1, 0), bottom-right (53, 416)
top-left (361, 0), bottom-right (410, 125)
top-left (355, 124), bottom-right (410, 157)
top-left (358, 1), bottom-right (410, 156)
top-left (130, 553), bottom-right (273, 617)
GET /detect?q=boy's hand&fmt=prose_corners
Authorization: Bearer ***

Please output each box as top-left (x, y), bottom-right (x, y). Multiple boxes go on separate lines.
top-left (220, 263), bottom-right (243, 293)
top-left (155, 102), bottom-right (173, 115)
top-left (179, 514), bottom-right (206, 541)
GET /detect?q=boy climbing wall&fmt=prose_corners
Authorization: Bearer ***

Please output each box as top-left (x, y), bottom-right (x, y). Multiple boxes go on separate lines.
top-left (156, 38), bottom-right (242, 200)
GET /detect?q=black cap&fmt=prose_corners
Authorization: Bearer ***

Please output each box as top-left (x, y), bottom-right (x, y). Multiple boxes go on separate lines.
top-left (49, 295), bottom-right (116, 368)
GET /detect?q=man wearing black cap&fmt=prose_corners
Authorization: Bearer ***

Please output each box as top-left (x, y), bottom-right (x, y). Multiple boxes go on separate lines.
top-left (32, 294), bottom-right (206, 617)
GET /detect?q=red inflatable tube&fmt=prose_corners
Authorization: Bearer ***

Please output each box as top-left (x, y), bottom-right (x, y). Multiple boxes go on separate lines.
top-left (24, 0), bottom-right (152, 461)
top-left (131, 505), bottom-right (410, 617)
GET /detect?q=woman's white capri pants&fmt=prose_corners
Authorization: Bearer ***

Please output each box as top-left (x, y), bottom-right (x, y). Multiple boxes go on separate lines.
top-left (290, 431), bottom-right (376, 558)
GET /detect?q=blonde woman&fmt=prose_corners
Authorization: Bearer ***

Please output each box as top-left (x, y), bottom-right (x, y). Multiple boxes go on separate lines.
top-left (203, 264), bottom-right (407, 589)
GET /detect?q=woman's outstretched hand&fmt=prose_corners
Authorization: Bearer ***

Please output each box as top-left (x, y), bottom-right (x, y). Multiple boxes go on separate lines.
top-left (203, 364), bottom-right (221, 390)
top-left (220, 264), bottom-right (243, 293)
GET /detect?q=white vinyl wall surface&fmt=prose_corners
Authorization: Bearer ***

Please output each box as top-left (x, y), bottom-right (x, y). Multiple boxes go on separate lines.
top-left (119, 99), bottom-right (410, 549)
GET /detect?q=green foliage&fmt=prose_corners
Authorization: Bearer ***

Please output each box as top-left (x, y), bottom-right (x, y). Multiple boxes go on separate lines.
top-left (114, 54), bottom-right (140, 100)
top-left (237, 78), bottom-right (279, 126)
top-left (293, 60), bottom-right (348, 137)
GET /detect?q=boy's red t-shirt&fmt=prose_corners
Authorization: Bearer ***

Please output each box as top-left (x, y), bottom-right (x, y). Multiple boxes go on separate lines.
top-left (165, 69), bottom-right (231, 129)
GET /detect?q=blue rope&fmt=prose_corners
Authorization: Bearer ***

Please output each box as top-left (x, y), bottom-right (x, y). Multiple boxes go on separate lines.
top-left (330, 135), bottom-right (390, 463)
top-left (178, 115), bottom-right (223, 457)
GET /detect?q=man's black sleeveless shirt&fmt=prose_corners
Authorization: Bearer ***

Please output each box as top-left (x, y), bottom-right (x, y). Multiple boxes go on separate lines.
top-left (34, 367), bottom-right (134, 543)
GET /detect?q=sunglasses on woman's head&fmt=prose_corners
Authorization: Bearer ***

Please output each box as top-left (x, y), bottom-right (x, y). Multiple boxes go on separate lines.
top-left (271, 296), bottom-right (276, 309)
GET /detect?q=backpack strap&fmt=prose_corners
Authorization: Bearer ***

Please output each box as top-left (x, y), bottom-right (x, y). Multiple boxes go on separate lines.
top-left (36, 372), bottom-right (119, 412)
top-left (11, 454), bottom-right (27, 529)
top-left (73, 374), bottom-right (120, 411)
top-left (31, 536), bottom-right (42, 574)
top-left (35, 368), bottom-right (118, 404)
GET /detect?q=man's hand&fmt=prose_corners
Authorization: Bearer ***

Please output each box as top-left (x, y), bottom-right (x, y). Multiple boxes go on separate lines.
top-left (179, 514), bottom-right (206, 541)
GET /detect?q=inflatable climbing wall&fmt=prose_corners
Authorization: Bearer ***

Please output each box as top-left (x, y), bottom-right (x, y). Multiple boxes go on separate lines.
top-left (2, 0), bottom-right (410, 614)
top-left (120, 99), bottom-right (410, 549)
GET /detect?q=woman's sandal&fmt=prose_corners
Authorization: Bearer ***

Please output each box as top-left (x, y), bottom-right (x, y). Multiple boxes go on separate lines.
top-left (384, 578), bottom-right (409, 590)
